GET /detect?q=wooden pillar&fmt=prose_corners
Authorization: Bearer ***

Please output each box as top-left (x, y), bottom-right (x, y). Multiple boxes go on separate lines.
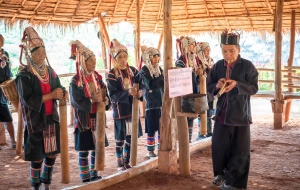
top-left (174, 97), bottom-right (190, 176)
top-left (59, 98), bottom-right (70, 183)
top-left (0, 122), bottom-right (6, 145)
top-left (130, 83), bottom-right (139, 166)
top-left (135, 0), bottom-right (141, 69)
top-left (158, 0), bottom-right (177, 174)
top-left (95, 89), bottom-right (107, 171)
top-left (199, 74), bottom-right (207, 136)
top-left (16, 106), bottom-right (23, 155)
top-left (157, 32), bottom-right (163, 50)
top-left (284, 10), bottom-right (296, 122)
top-left (273, 0), bottom-right (284, 129)
top-left (98, 15), bottom-right (110, 69)
top-left (99, 31), bottom-right (108, 70)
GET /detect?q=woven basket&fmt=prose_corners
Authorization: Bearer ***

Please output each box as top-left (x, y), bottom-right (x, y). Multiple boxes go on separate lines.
top-left (181, 94), bottom-right (208, 114)
top-left (0, 79), bottom-right (19, 110)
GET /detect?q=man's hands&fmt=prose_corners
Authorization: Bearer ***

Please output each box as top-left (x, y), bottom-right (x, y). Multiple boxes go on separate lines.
top-left (216, 78), bottom-right (237, 93)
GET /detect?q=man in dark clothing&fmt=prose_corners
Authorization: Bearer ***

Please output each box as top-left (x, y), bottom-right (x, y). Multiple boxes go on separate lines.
top-left (207, 30), bottom-right (258, 190)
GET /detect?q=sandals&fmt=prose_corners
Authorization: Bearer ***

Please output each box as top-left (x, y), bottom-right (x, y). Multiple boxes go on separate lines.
top-left (146, 151), bottom-right (157, 158)
top-left (90, 175), bottom-right (102, 182)
top-left (212, 175), bottom-right (225, 186)
top-left (118, 166), bottom-right (127, 172)
top-left (220, 184), bottom-right (244, 190)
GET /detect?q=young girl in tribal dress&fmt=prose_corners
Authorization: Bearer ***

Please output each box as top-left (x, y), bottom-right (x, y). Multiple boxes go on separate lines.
top-left (15, 27), bottom-right (67, 190)
top-left (69, 40), bottom-right (110, 183)
top-left (107, 39), bottom-right (143, 171)
top-left (175, 36), bottom-right (201, 143)
top-left (196, 42), bottom-right (215, 140)
top-left (138, 47), bottom-right (164, 158)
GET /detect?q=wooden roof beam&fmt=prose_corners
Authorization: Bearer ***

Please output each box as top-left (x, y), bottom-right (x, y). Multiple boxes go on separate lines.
top-left (209, 20), bottom-right (214, 32)
top-left (0, 0), bottom-right (3, 6)
top-left (203, 0), bottom-right (210, 16)
top-left (265, 0), bottom-right (274, 14)
top-left (219, 0), bottom-right (231, 30)
top-left (21, 0), bottom-right (27, 7)
top-left (127, 0), bottom-right (136, 17)
top-left (53, 0), bottom-right (60, 15)
top-left (184, 0), bottom-right (191, 34)
top-left (34, 0), bottom-right (45, 12)
top-left (10, 14), bottom-right (17, 23)
top-left (241, 0), bottom-right (253, 30)
top-left (74, 0), bottom-right (83, 16)
top-left (93, 0), bottom-right (102, 16)
top-left (154, 0), bottom-right (163, 32)
top-left (108, 0), bottom-right (120, 25)
top-left (140, 0), bottom-right (147, 17)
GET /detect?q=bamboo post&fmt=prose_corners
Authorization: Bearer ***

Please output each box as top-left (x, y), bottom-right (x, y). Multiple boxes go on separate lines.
top-left (284, 10), bottom-right (295, 122)
top-left (59, 93), bottom-right (70, 183)
top-left (95, 88), bottom-right (106, 171)
top-left (199, 73), bottom-right (207, 136)
top-left (135, 0), bottom-right (141, 69)
top-left (158, 0), bottom-right (177, 174)
top-left (99, 31), bottom-right (108, 70)
top-left (0, 122), bottom-right (6, 145)
top-left (273, 0), bottom-right (284, 129)
top-left (130, 83), bottom-right (139, 166)
top-left (15, 105), bottom-right (23, 155)
top-left (174, 97), bottom-right (190, 176)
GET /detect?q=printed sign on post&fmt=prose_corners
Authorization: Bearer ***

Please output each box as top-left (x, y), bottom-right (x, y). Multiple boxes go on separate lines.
top-left (168, 67), bottom-right (193, 98)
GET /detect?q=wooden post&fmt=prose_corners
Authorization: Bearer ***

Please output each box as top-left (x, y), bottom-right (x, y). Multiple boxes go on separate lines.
top-left (70, 106), bottom-right (74, 125)
top-left (130, 83), bottom-right (139, 166)
top-left (98, 16), bottom-right (110, 48)
top-left (273, 0), bottom-right (284, 129)
top-left (158, 0), bottom-right (177, 174)
top-left (199, 74), bottom-right (207, 136)
top-left (174, 97), bottom-right (190, 176)
top-left (99, 31), bottom-right (108, 70)
top-left (135, 0), bottom-right (141, 69)
top-left (59, 96), bottom-right (70, 183)
top-left (157, 32), bottom-right (163, 50)
top-left (0, 122), bottom-right (6, 145)
top-left (16, 105), bottom-right (23, 155)
top-left (284, 10), bottom-right (295, 122)
top-left (95, 88), bottom-right (106, 171)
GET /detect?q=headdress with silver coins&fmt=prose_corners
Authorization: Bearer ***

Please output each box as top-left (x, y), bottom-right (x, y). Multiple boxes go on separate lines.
top-left (19, 27), bottom-right (53, 83)
top-left (220, 29), bottom-right (240, 45)
top-left (176, 36), bottom-right (198, 69)
top-left (70, 40), bottom-right (101, 98)
top-left (196, 42), bottom-right (214, 71)
top-left (109, 39), bottom-right (134, 90)
top-left (141, 46), bottom-right (161, 78)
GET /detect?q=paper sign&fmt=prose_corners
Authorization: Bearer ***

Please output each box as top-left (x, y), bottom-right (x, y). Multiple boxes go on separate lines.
top-left (168, 67), bottom-right (193, 98)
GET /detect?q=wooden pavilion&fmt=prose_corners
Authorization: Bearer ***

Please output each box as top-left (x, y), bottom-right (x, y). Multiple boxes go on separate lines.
top-left (1, 0), bottom-right (300, 189)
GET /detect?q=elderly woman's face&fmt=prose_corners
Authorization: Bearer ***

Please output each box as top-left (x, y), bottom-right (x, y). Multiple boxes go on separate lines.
top-left (31, 46), bottom-right (46, 65)
top-left (115, 51), bottom-right (128, 69)
top-left (85, 55), bottom-right (96, 73)
top-left (204, 47), bottom-right (210, 58)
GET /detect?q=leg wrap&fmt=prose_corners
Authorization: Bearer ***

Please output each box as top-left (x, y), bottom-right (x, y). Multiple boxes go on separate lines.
top-left (40, 157), bottom-right (56, 184)
top-left (146, 132), bottom-right (155, 152)
top-left (30, 160), bottom-right (42, 188)
top-left (90, 151), bottom-right (98, 178)
top-left (78, 151), bottom-right (90, 181)
top-left (157, 133), bottom-right (160, 150)
top-left (123, 136), bottom-right (131, 164)
top-left (116, 141), bottom-right (124, 167)
top-left (197, 118), bottom-right (201, 136)
top-left (188, 126), bottom-right (193, 142)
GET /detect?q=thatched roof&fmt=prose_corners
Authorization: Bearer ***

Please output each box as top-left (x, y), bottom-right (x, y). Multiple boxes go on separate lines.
top-left (0, 0), bottom-right (300, 34)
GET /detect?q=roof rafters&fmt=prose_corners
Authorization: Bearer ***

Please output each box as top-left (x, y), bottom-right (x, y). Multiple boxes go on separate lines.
top-left (127, 0), bottom-right (136, 17)
top-left (219, 0), bottom-right (231, 30)
top-left (265, 0), bottom-right (274, 14)
top-left (108, 0), bottom-right (120, 25)
top-left (184, 0), bottom-right (191, 33)
top-left (93, 0), bottom-right (102, 16)
top-left (74, 0), bottom-right (83, 16)
top-left (140, 0), bottom-right (147, 17)
top-left (34, 0), bottom-right (45, 12)
top-left (53, 0), bottom-right (60, 15)
top-left (21, 0), bottom-right (27, 7)
top-left (10, 14), bottom-right (17, 23)
top-left (241, 0), bottom-right (253, 30)
top-left (154, 0), bottom-right (163, 32)
top-left (203, 0), bottom-right (210, 16)
top-left (0, 0), bottom-right (3, 6)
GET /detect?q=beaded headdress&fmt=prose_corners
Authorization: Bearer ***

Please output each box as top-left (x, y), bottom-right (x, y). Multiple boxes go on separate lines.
top-left (220, 29), bottom-right (240, 45)
top-left (176, 36), bottom-right (198, 69)
top-left (196, 42), bottom-right (213, 71)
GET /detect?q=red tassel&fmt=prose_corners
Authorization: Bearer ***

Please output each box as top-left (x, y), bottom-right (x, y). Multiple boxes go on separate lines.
top-left (70, 44), bottom-right (77, 60)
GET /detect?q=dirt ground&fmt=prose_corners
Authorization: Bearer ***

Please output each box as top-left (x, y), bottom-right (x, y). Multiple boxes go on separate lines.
top-left (0, 98), bottom-right (300, 190)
